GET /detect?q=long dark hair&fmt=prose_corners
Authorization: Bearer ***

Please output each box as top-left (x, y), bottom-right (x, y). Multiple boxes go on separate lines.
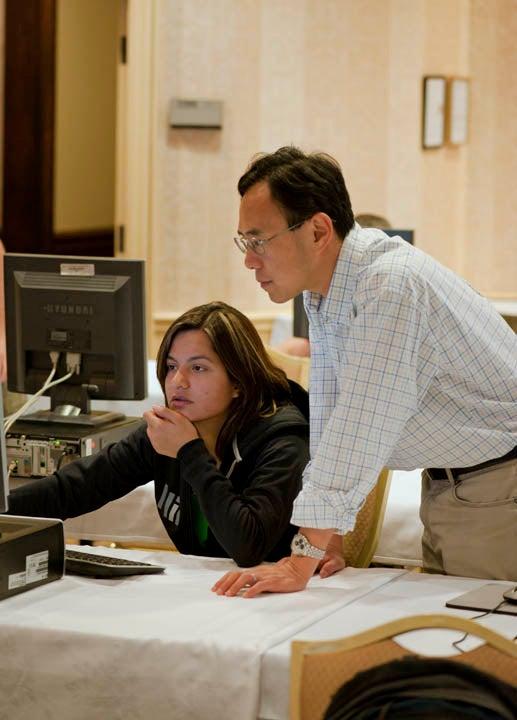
top-left (156, 301), bottom-right (291, 458)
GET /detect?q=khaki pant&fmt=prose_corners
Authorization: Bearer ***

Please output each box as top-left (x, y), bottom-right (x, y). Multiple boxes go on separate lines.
top-left (420, 456), bottom-right (517, 581)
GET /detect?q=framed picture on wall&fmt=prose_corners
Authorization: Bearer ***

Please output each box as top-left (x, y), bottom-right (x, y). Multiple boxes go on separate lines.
top-left (447, 78), bottom-right (469, 144)
top-left (422, 76), bottom-right (446, 149)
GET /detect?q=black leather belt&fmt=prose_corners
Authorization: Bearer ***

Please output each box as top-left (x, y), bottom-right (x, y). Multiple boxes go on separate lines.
top-left (426, 445), bottom-right (517, 482)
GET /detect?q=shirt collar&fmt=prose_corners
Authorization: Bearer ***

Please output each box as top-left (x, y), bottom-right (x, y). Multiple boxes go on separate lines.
top-left (305, 223), bottom-right (366, 323)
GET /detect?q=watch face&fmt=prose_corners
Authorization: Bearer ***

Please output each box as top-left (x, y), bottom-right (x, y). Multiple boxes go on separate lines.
top-left (291, 532), bottom-right (325, 559)
top-left (293, 535), bottom-right (307, 552)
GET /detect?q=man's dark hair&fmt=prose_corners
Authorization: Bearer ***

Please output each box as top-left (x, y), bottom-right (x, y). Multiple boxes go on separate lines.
top-left (238, 146), bottom-right (354, 240)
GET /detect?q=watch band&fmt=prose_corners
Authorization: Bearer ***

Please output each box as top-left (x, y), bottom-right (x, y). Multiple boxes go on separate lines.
top-left (290, 532), bottom-right (326, 560)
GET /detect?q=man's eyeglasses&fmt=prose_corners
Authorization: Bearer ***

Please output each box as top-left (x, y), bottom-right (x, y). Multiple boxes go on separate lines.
top-left (233, 220), bottom-right (308, 255)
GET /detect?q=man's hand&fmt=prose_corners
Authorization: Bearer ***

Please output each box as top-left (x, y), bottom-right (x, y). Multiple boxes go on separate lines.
top-left (212, 556), bottom-right (318, 598)
top-left (144, 405), bottom-right (198, 458)
top-left (316, 533), bottom-right (346, 578)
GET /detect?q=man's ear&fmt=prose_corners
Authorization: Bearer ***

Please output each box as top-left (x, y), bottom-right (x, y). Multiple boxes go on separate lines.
top-left (312, 212), bottom-right (334, 252)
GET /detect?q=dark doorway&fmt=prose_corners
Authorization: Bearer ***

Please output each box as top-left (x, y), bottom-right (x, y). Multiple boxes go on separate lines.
top-left (2, 0), bottom-right (117, 256)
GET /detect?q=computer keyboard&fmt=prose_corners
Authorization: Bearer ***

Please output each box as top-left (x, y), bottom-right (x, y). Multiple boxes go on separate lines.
top-left (65, 548), bottom-right (166, 578)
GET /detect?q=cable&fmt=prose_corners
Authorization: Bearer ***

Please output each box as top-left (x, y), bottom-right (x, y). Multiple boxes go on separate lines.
top-left (6, 459), bottom-right (17, 485)
top-left (3, 352), bottom-right (77, 434)
top-left (55, 451), bottom-right (68, 471)
top-left (56, 448), bottom-right (77, 471)
top-left (4, 368), bottom-right (76, 434)
top-left (4, 364), bottom-right (58, 432)
top-left (451, 600), bottom-right (507, 652)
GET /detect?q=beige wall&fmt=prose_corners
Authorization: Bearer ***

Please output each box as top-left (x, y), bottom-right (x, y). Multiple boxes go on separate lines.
top-left (464, 0), bottom-right (517, 295)
top-left (146, 0), bottom-right (516, 352)
top-left (0, 0), bottom-right (515, 345)
top-left (54, 0), bottom-right (119, 232)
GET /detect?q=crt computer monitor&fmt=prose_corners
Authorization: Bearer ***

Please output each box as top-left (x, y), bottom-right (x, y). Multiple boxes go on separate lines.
top-left (4, 253), bottom-right (147, 426)
top-left (293, 229), bottom-right (414, 339)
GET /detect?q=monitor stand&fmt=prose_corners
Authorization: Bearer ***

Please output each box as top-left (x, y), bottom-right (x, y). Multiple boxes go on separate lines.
top-left (0, 516), bottom-right (64, 601)
top-left (22, 408), bottom-right (125, 427)
top-left (23, 384), bottom-right (125, 426)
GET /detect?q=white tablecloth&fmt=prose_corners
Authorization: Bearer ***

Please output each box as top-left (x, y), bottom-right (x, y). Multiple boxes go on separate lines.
top-left (259, 572), bottom-right (517, 720)
top-left (0, 549), bottom-right (405, 720)
top-left (374, 469), bottom-right (423, 567)
top-left (2, 548), bottom-right (516, 720)
top-left (64, 482), bottom-right (171, 545)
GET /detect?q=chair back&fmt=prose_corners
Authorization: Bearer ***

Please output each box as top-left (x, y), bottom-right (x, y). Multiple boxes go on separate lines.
top-left (341, 468), bottom-right (392, 568)
top-left (267, 346), bottom-right (310, 390)
top-left (289, 613), bottom-right (517, 720)
top-left (267, 344), bottom-right (391, 568)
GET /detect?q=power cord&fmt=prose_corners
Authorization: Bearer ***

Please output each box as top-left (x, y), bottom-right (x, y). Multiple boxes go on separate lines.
top-left (451, 600), bottom-right (509, 652)
top-left (3, 351), bottom-right (79, 433)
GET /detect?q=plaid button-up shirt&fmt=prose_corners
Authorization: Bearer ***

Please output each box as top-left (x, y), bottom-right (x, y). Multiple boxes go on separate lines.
top-left (292, 225), bottom-right (517, 533)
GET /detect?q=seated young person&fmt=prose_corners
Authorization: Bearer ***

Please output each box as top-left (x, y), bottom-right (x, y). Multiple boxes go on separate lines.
top-left (7, 302), bottom-right (310, 566)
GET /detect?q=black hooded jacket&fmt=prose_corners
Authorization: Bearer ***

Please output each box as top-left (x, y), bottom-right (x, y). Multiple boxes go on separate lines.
top-left (8, 387), bottom-right (309, 567)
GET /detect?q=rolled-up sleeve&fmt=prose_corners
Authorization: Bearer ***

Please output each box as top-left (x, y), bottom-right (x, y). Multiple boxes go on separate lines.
top-left (292, 289), bottom-right (425, 533)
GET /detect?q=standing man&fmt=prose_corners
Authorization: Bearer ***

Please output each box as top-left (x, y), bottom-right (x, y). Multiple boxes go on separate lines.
top-left (214, 146), bottom-right (516, 597)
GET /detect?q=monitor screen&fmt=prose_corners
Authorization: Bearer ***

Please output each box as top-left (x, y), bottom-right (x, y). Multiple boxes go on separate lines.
top-left (4, 253), bottom-right (147, 426)
top-left (384, 228), bottom-right (414, 245)
top-left (0, 392), bottom-right (8, 512)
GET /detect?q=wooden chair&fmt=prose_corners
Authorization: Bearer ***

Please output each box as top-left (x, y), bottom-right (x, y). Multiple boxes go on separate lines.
top-left (267, 345), bottom-right (311, 390)
top-left (290, 613), bottom-right (517, 720)
top-left (341, 468), bottom-right (392, 568)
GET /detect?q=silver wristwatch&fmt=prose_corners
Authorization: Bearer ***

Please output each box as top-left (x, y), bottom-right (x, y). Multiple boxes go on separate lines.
top-left (290, 532), bottom-right (326, 560)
